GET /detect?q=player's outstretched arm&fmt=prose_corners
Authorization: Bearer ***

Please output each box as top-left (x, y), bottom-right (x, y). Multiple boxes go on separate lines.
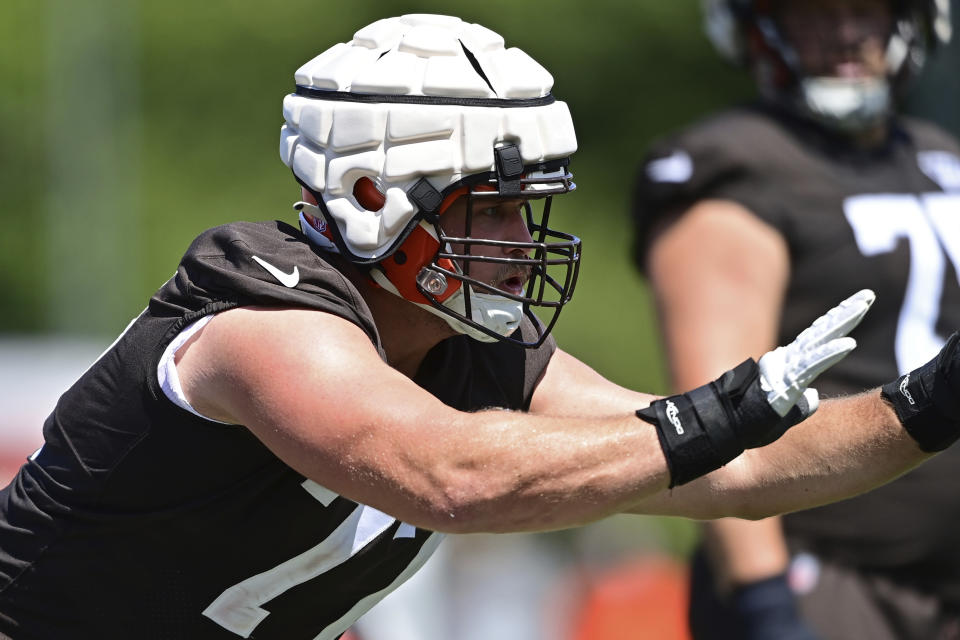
top-left (175, 306), bottom-right (677, 534)
top-left (633, 289), bottom-right (874, 487)
top-left (174, 292), bottom-right (951, 532)
top-left (530, 289), bottom-right (887, 520)
top-left (180, 294), bottom-right (866, 535)
top-left (631, 330), bottom-right (960, 520)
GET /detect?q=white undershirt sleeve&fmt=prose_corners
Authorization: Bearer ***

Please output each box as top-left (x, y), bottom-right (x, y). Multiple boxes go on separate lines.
top-left (157, 315), bottom-right (233, 425)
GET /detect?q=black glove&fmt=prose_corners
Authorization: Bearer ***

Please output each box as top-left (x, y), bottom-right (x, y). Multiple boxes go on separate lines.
top-left (733, 573), bottom-right (820, 640)
top-left (882, 331), bottom-right (960, 452)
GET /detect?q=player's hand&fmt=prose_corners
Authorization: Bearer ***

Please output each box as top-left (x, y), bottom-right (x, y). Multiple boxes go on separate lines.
top-left (759, 289), bottom-right (876, 420)
top-left (638, 289), bottom-right (874, 486)
top-left (721, 289), bottom-right (874, 451)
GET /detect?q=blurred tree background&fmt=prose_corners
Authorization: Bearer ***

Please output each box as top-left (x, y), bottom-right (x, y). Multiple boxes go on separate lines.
top-left (2, 0), bottom-right (957, 393)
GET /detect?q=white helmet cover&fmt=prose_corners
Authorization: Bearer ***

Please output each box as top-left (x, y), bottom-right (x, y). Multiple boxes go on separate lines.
top-left (700, 0), bottom-right (953, 130)
top-left (279, 14), bottom-right (581, 347)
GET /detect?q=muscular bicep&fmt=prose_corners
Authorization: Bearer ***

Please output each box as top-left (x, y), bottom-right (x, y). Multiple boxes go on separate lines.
top-left (175, 307), bottom-right (460, 516)
top-left (647, 199), bottom-right (789, 387)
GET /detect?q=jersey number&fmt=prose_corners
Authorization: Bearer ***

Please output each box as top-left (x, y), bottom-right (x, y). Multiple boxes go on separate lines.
top-left (844, 193), bottom-right (960, 373)
top-left (202, 480), bottom-right (435, 639)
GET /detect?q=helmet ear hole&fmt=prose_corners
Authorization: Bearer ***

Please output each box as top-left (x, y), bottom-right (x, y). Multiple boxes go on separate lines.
top-left (354, 177), bottom-right (386, 212)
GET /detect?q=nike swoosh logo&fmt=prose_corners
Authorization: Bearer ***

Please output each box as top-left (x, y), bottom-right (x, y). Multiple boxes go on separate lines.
top-left (251, 255), bottom-right (300, 288)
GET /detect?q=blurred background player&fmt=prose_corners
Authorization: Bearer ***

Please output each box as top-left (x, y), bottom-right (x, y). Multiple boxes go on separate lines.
top-left (632, 0), bottom-right (960, 639)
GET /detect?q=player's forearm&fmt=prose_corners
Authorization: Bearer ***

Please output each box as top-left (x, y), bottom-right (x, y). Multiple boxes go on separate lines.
top-left (412, 293), bottom-right (886, 529)
top-left (733, 391), bottom-right (928, 517)
top-left (628, 391), bottom-right (929, 520)
top-left (392, 409), bottom-right (672, 534)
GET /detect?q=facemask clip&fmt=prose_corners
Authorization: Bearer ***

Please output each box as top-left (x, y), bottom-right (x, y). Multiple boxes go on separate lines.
top-left (417, 267), bottom-right (449, 295)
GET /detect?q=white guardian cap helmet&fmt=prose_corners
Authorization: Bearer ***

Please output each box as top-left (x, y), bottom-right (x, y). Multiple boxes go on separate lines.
top-left (280, 14), bottom-right (580, 347)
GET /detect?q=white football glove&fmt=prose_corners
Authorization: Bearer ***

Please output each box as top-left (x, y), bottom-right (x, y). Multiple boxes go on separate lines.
top-left (759, 289), bottom-right (876, 418)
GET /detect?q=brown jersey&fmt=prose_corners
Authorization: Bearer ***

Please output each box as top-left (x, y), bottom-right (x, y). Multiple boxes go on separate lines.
top-left (0, 220), bottom-right (555, 639)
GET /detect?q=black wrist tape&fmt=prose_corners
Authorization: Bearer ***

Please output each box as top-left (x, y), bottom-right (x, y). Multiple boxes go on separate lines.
top-left (637, 359), bottom-right (780, 487)
top-left (881, 332), bottom-right (960, 452)
top-left (638, 391), bottom-right (731, 487)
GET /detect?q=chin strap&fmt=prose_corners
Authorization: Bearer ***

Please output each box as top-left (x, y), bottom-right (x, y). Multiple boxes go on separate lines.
top-left (369, 269), bottom-right (523, 343)
top-left (440, 286), bottom-right (523, 342)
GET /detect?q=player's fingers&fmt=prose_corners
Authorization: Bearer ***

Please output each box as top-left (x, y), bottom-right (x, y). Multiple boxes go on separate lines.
top-left (792, 289), bottom-right (875, 349)
top-left (763, 338), bottom-right (856, 416)
top-left (793, 337), bottom-right (858, 389)
top-left (767, 384), bottom-right (822, 420)
top-left (802, 387), bottom-right (820, 415)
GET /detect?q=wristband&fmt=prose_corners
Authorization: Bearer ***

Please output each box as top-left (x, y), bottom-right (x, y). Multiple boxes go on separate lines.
top-left (637, 359), bottom-right (801, 487)
top-left (881, 332), bottom-right (960, 452)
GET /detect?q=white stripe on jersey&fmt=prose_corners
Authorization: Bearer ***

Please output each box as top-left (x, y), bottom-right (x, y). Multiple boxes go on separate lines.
top-left (202, 480), bottom-right (440, 638)
top-left (301, 479), bottom-right (338, 506)
top-left (313, 532), bottom-right (445, 640)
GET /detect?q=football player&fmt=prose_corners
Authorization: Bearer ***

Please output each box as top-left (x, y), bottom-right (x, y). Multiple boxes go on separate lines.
top-left (0, 12), bottom-right (958, 640)
top-left (633, 0), bottom-right (960, 639)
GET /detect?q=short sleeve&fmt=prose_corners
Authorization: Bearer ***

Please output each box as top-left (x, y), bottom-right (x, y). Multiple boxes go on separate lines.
top-left (630, 106), bottom-right (796, 274)
top-left (151, 221), bottom-right (382, 348)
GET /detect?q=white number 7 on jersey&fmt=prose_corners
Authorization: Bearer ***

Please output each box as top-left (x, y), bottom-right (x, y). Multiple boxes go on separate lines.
top-left (844, 192), bottom-right (960, 373)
